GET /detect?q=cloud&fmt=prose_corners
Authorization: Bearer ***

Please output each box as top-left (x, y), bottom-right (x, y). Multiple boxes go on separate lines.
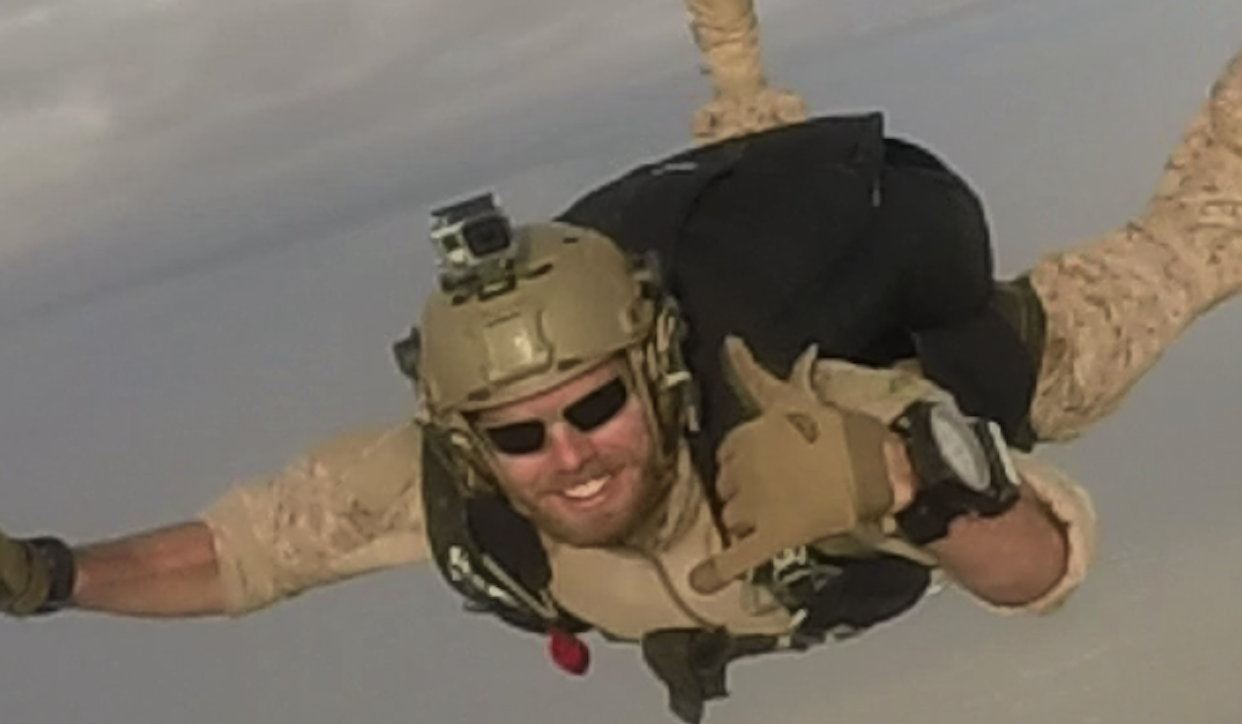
top-left (0, 0), bottom-right (1010, 329)
top-left (0, 0), bottom-right (673, 240)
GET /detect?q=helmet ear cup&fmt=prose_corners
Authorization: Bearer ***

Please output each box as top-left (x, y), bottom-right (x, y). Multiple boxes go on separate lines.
top-left (641, 298), bottom-right (700, 454)
top-left (618, 250), bottom-right (699, 462)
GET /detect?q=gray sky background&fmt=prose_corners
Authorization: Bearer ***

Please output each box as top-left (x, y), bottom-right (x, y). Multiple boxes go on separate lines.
top-left (2, 0), bottom-right (1241, 722)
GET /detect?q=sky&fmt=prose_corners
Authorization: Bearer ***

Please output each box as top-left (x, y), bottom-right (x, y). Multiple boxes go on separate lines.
top-left (1, 0), bottom-right (1241, 723)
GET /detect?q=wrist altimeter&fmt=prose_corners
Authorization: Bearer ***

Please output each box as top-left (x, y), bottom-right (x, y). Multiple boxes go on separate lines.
top-left (889, 400), bottom-right (1022, 545)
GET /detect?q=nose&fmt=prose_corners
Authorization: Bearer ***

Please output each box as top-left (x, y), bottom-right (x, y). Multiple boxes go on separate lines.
top-left (544, 421), bottom-right (594, 472)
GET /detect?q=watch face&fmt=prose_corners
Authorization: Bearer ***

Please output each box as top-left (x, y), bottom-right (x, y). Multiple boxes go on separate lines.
top-left (928, 406), bottom-right (990, 492)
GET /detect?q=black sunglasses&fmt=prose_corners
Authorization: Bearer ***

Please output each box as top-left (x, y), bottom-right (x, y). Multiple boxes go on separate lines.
top-left (478, 376), bottom-right (631, 456)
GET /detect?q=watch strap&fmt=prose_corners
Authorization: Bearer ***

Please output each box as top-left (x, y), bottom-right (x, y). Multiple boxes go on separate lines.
top-left (893, 486), bottom-right (975, 546)
top-left (23, 537), bottom-right (77, 614)
top-left (890, 402), bottom-right (1022, 545)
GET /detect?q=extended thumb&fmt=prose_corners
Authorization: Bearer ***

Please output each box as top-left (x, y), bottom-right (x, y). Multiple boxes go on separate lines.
top-left (721, 336), bottom-right (789, 412)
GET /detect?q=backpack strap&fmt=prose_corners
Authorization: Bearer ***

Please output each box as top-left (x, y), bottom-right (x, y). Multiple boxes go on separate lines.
top-left (420, 428), bottom-right (590, 635)
top-left (641, 548), bottom-right (932, 724)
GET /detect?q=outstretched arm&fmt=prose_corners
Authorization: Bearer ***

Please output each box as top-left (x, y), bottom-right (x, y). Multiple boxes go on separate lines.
top-left (1, 422), bottom-right (432, 621)
top-left (1, 521), bottom-right (225, 618)
top-left (70, 522), bottom-right (225, 617)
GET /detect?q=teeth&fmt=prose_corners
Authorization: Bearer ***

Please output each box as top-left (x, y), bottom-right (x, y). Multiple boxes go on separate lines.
top-left (562, 476), bottom-right (608, 500)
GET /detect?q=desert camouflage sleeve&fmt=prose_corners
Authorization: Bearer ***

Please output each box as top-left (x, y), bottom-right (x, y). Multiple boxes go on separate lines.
top-left (681, 0), bottom-right (806, 143)
top-left (198, 421), bottom-right (431, 616)
top-left (808, 357), bottom-right (1098, 615)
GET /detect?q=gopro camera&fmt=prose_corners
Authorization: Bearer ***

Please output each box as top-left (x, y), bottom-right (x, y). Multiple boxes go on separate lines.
top-left (429, 192), bottom-right (523, 295)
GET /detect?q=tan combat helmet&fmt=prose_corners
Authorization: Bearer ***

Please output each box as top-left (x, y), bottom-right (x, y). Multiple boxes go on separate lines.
top-left (393, 192), bottom-right (697, 490)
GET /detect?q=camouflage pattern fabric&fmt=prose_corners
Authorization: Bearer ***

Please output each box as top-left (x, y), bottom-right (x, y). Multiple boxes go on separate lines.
top-left (1028, 48), bottom-right (1242, 441)
top-left (683, 0), bottom-right (807, 143)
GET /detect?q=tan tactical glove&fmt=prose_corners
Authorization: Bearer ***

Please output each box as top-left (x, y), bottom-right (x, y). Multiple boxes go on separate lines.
top-left (688, 337), bottom-right (897, 595)
top-left (0, 528), bottom-right (53, 616)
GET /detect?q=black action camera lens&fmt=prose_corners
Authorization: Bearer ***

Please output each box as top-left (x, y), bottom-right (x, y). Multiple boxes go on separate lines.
top-left (463, 216), bottom-right (512, 257)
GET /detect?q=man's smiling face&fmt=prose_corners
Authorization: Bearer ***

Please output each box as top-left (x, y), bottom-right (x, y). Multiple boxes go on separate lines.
top-left (472, 357), bottom-right (662, 548)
